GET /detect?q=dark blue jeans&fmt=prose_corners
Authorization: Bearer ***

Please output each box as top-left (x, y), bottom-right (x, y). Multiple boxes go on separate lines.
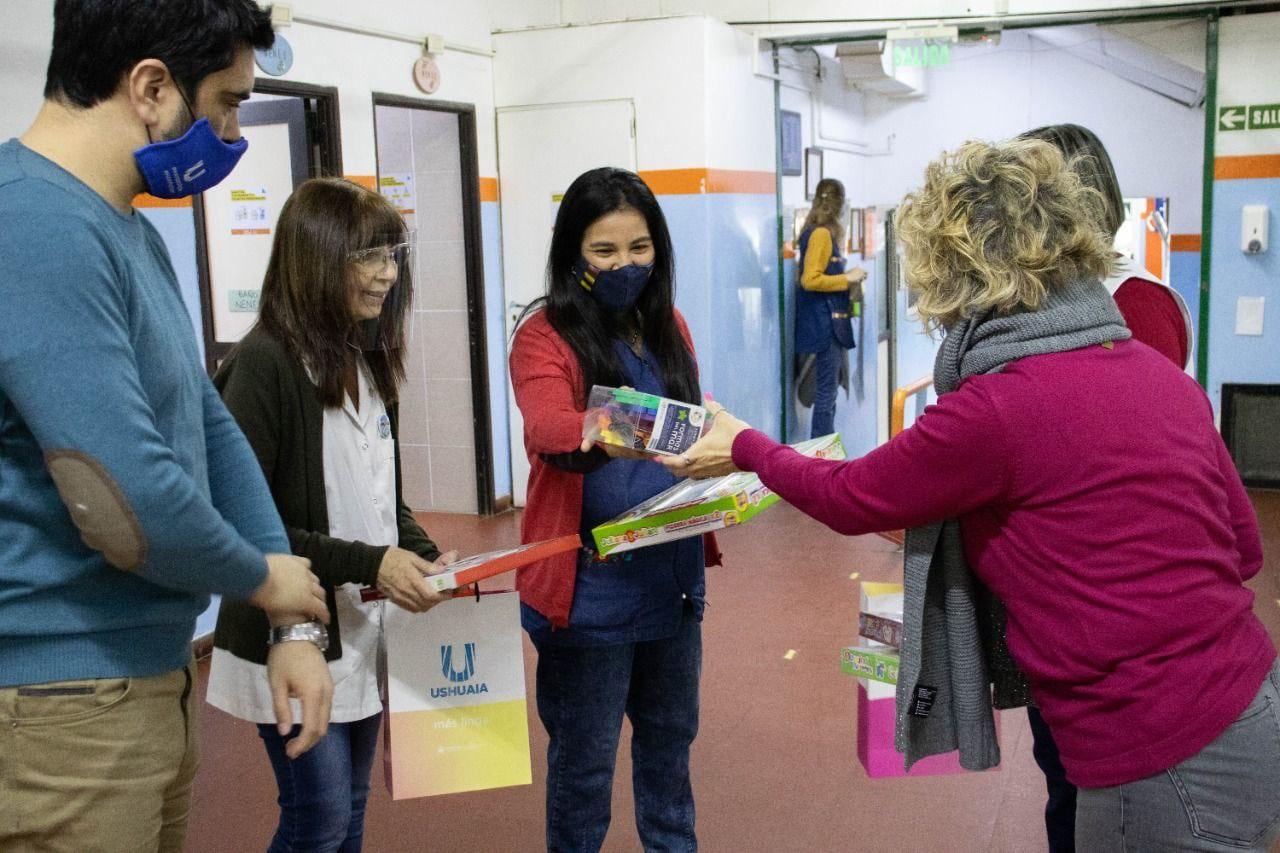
top-left (257, 712), bottom-right (382, 853)
top-left (533, 611), bottom-right (702, 853)
top-left (811, 341), bottom-right (842, 438)
top-left (1027, 706), bottom-right (1076, 853)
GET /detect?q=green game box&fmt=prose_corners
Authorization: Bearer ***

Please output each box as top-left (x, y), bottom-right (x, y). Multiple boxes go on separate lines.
top-left (839, 645), bottom-right (900, 686)
top-left (590, 433), bottom-right (846, 556)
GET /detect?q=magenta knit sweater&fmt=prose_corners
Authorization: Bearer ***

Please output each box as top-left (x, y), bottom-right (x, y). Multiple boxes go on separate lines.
top-left (733, 339), bottom-right (1273, 787)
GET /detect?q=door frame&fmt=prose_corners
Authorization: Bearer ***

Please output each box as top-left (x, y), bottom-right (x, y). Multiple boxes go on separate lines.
top-left (772, 7), bottom-right (1224, 412)
top-left (371, 93), bottom-right (496, 516)
top-left (193, 80), bottom-right (342, 372)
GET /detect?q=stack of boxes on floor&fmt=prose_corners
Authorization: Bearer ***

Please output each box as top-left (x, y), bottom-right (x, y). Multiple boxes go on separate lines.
top-left (842, 583), bottom-right (981, 778)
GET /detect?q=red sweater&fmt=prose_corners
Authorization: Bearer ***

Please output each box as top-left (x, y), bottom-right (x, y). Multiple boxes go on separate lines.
top-left (1113, 277), bottom-right (1189, 368)
top-left (509, 309), bottom-right (720, 628)
top-left (733, 340), bottom-right (1272, 787)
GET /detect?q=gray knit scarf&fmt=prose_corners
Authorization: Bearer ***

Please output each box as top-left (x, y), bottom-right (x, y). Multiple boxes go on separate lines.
top-left (895, 278), bottom-right (1131, 772)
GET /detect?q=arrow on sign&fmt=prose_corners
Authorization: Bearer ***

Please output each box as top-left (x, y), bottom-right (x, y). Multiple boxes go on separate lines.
top-left (1220, 106), bottom-right (1247, 131)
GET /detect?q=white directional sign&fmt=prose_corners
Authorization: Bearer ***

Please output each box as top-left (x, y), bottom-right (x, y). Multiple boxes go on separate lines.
top-left (1219, 105), bottom-right (1247, 131)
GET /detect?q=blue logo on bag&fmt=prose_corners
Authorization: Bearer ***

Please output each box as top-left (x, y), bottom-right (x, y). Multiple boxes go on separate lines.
top-left (432, 643), bottom-right (489, 698)
top-left (441, 643), bottom-right (476, 683)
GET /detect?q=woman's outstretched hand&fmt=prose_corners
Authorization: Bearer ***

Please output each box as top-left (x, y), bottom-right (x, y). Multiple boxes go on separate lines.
top-left (658, 402), bottom-right (751, 480)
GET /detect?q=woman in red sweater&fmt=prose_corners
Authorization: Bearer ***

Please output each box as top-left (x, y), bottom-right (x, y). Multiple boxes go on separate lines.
top-left (1016, 122), bottom-right (1197, 852)
top-left (1021, 123), bottom-right (1193, 371)
top-left (668, 139), bottom-right (1279, 850)
top-left (510, 167), bottom-right (718, 852)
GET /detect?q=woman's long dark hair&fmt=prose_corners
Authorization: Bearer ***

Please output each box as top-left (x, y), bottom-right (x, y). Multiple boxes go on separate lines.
top-left (1018, 123), bottom-right (1125, 238)
top-left (519, 167), bottom-right (700, 405)
top-left (255, 177), bottom-right (412, 407)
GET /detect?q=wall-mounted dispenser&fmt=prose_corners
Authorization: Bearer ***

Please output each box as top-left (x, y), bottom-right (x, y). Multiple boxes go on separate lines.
top-left (1242, 204), bottom-right (1268, 254)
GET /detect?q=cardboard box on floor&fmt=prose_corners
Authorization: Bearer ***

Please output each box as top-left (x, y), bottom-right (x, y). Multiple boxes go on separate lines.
top-left (849, 581), bottom-right (1000, 778)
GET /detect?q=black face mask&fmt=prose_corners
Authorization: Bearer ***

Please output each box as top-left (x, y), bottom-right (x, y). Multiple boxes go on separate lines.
top-left (573, 257), bottom-right (654, 312)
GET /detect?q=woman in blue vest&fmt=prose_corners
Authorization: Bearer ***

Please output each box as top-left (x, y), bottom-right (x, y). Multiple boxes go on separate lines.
top-left (796, 178), bottom-right (866, 438)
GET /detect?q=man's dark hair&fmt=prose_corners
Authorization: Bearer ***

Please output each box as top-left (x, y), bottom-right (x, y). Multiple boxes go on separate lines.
top-left (44, 0), bottom-right (275, 108)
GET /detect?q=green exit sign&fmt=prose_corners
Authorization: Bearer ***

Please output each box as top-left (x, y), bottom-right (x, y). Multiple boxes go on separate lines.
top-left (1218, 102), bottom-right (1280, 132)
top-left (893, 42), bottom-right (951, 68)
top-left (1250, 103), bottom-right (1280, 130)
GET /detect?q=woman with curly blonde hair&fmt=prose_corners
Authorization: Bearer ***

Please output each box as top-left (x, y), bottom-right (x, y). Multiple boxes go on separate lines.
top-left (668, 138), bottom-right (1279, 850)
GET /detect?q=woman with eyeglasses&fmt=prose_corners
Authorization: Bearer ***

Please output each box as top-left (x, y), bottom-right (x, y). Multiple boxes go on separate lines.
top-left (206, 177), bottom-right (455, 852)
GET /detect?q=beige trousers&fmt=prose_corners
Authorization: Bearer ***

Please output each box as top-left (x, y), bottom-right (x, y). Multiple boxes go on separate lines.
top-left (0, 662), bottom-right (199, 853)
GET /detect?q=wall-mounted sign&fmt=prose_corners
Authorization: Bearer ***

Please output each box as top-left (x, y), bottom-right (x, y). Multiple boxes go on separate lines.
top-left (1219, 103), bottom-right (1280, 132)
top-left (413, 55), bottom-right (441, 95)
top-left (892, 41), bottom-right (951, 68)
top-left (229, 187), bottom-right (270, 236)
top-left (379, 172), bottom-right (416, 215)
top-left (227, 289), bottom-right (261, 313)
top-left (255, 33), bottom-right (293, 77)
top-left (886, 24), bottom-right (956, 70)
top-left (804, 147), bottom-right (823, 201)
top-left (780, 110), bottom-right (803, 176)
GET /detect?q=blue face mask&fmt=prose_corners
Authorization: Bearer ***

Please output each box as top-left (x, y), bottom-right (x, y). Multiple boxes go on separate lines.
top-left (133, 114), bottom-right (248, 199)
top-left (574, 258), bottom-right (654, 312)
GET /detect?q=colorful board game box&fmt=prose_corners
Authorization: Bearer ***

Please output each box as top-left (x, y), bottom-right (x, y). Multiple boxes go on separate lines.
top-left (858, 612), bottom-right (904, 649)
top-left (590, 433), bottom-right (846, 556)
top-left (839, 644), bottom-right (900, 685)
top-left (582, 385), bottom-right (709, 457)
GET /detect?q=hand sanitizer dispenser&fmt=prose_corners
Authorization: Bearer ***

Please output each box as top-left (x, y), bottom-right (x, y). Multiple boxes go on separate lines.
top-left (1242, 205), bottom-right (1268, 254)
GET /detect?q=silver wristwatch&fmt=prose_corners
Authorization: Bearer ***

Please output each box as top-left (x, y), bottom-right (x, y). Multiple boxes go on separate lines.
top-left (268, 621), bottom-right (329, 652)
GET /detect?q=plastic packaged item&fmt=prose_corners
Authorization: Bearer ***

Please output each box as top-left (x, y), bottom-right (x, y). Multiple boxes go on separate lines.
top-left (858, 611), bottom-right (904, 649)
top-left (590, 433), bottom-right (846, 555)
top-left (360, 534), bottom-right (581, 602)
top-left (582, 385), bottom-right (708, 457)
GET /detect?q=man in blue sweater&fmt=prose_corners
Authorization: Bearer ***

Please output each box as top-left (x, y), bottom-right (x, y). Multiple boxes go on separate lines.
top-left (0, 2), bottom-right (334, 849)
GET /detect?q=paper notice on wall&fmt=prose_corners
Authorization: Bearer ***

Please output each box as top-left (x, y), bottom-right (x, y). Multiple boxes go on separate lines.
top-left (1236, 296), bottom-right (1265, 336)
top-left (229, 188), bottom-right (270, 235)
top-left (379, 173), bottom-right (415, 215)
top-left (227, 289), bottom-right (261, 314)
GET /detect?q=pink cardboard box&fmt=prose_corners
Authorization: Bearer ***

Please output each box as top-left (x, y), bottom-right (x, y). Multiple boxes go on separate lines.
top-left (856, 682), bottom-right (1000, 778)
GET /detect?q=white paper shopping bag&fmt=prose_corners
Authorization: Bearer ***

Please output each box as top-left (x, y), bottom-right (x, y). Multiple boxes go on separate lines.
top-left (382, 590), bottom-right (532, 799)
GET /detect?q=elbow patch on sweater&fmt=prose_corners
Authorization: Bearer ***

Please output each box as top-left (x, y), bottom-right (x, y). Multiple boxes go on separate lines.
top-left (45, 451), bottom-right (148, 571)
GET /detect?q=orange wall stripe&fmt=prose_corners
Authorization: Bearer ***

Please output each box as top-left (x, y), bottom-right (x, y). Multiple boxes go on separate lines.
top-left (346, 174), bottom-right (377, 190)
top-left (479, 177), bottom-right (499, 202)
top-left (133, 193), bottom-right (192, 209)
top-left (1170, 234), bottom-right (1202, 253)
top-left (705, 169), bottom-right (776, 194)
top-left (638, 168), bottom-right (775, 195)
top-left (1214, 155), bottom-right (1280, 180)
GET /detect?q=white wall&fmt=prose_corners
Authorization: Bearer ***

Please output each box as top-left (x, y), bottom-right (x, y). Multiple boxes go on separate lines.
top-left (270, 2), bottom-right (497, 179)
top-left (0, 1), bottom-right (499, 179)
top-left (0, 1), bottom-right (56, 141)
top-left (494, 17), bottom-right (709, 168)
top-left (704, 22), bottom-right (776, 172)
top-left (859, 28), bottom-right (1206, 234)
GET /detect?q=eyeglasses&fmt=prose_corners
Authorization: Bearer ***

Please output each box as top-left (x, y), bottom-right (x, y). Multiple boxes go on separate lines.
top-left (348, 242), bottom-right (412, 270)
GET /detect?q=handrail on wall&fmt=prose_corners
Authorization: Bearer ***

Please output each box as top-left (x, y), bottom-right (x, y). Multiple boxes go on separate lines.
top-left (890, 375), bottom-right (933, 439)
top-left (878, 375), bottom-right (933, 548)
